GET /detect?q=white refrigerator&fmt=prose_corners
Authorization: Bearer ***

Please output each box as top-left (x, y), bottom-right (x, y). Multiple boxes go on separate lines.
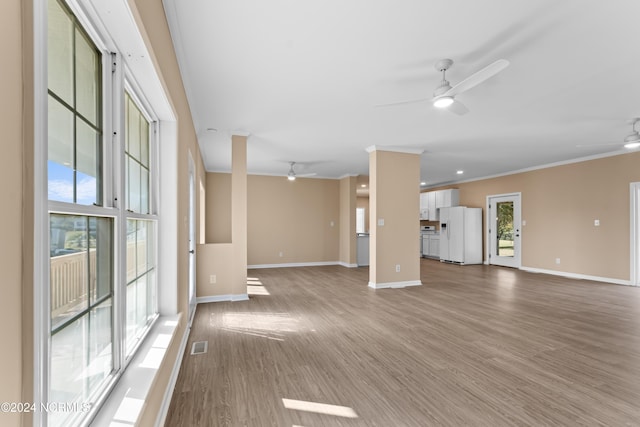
top-left (439, 207), bottom-right (482, 264)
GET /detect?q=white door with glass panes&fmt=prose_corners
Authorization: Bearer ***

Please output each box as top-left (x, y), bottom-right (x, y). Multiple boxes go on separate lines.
top-left (487, 193), bottom-right (521, 268)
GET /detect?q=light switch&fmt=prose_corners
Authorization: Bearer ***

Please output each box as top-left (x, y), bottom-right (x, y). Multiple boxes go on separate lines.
top-left (594, 219), bottom-right (600, 226)
top-left (378, 218), bottom-right (385, 226)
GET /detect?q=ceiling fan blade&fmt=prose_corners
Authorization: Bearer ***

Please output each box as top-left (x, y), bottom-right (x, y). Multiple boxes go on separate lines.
top-left (374, 97), bottom-right (430, 108)
top-left (445, 59), bottom-right (509, 97)
top-left (447, 99), bottom-right (469, 115)
top-left (575, 142), bottom-right (621, 148)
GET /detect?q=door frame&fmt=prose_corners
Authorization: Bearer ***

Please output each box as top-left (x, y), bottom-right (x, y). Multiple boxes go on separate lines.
top-left (486, 192), bottom-right (522, 268)
top-left (630, 183), bottom-right (640, 286)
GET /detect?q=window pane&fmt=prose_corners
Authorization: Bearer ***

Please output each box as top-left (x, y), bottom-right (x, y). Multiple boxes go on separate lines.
top-left (126, 220), bottom-right (156, 355)
top-left (50, 299), bottom-right (113, 427)
top-left (125, 281), bottom-right (137, 354)
top-left (47, 0), bottom-right (73, 105)
top-left (124, 98), bottom-right (129, 153)
top-left (50, 215), bottom-right (89, 331)
top-left (141, 168), bottom-right (149, 214)
top-left (88, 298), bottom-right (113, 389)
top-left (48, 97), bottom-right (74, 203)
top-left (126, 220), bottom-right (137, 283)
top-left (135, 277), bottom-right (147, 333)
top-left (127, 98), bottom-right (140, 161)
top-left (75, 28), bottom-right (100, 125)
top-left (140, 117), bottom-right (149, 167)
top-left (136, 221), bottom-right (148, 276)
top-left (89, 217), bottom-right (112, 303)
top-left (128, 158), bottom-right (141, 213)
top-left (147, 268), bottom-right (157, 320)
top-left (50, 315), bottom-right (86, 427)
top-left (76, 120), bottom-right (100, 205)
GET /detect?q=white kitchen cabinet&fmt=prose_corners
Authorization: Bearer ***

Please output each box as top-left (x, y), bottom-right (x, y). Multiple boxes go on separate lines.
top-left (421, 189), bottom-right (458, 221)
top-left (422, 234), bottom-right (429, 256)
top-left (436, 189), bottom-right (459, 209)
top-left (422, 234), bottom-right (441, 258)
top-left (428, 235), bottom-right (440, 258)
top-left (427, 191), bottom-right (437, 220)
top-left (419, 192), bottom-right (428, 220)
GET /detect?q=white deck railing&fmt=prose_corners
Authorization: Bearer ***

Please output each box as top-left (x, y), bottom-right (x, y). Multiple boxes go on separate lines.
top-left (50, 243), bottom-right (143, 321)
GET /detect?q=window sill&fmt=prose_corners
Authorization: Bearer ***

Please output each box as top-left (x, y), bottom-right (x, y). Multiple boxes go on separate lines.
top-left (90, 314), bottom-right (182, 426)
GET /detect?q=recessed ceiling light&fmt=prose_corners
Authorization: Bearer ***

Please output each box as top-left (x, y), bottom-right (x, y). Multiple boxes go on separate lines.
top-left (456, 170), bottom-right (464, 174)
top-left (420, 182), bottom-right (426, 186)
top-left (361, 184), bottom-right (367, 188)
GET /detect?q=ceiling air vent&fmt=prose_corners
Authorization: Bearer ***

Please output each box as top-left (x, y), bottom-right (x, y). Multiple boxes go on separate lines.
top-left (190, 341), bottom-right (208, 355)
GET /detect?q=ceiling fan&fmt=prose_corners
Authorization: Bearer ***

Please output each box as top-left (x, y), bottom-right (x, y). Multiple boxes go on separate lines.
top-left (576, 118), bottom-right (640, 149)
top-left (377, 58), bottom-right (509, 115)
top-left (287, 162), bottom-right (317, 181)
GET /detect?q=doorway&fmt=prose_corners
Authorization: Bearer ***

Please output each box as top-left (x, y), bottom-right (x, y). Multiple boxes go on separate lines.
top-left (188, 152), bottom-right (197, 324)
top-left (487, 193), bottom-right (521, 268)
top-left (630, 183), bottom-right (640, 286)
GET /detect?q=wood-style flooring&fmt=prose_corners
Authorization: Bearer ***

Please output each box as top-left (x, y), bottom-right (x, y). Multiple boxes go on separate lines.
top-left (165, 260), bottom-right (640, 426)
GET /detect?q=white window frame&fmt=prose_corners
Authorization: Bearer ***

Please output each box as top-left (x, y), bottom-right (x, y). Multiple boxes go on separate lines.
top-left (121, 77), bottom-right (160, 361)
top-left (33, 0), bottom-right (178, 425)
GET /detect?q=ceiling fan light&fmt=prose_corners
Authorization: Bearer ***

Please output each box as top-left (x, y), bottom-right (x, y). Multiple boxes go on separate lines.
top-left (624, 131), bottom-right (640, 149)
top-left (624, 141), bottom-right (640, 149)
top-left (433, 96), bottom-right (454, 108)
top-left (288, 175), bottom-right (296, 181)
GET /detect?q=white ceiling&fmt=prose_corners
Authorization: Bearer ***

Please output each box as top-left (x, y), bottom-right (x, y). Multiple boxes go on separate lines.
top-left (163, 0), bottom-right (640, 187)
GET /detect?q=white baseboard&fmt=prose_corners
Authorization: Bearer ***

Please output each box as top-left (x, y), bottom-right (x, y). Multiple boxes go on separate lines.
top-left (368, 280), bottom-right (422, 289)
top-left (520, 266), bottom-right (631, 286)
top-left (196, 293), bottom-right (250, 304)
top-left (248, 261), bottom-right (340, 269)
top-left (155, 314), bottom-right (190, 427)
top-left (338, 262), bottom-right (359, 268)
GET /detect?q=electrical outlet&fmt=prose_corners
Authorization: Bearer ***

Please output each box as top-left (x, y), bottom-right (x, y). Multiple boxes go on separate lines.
top-left (555, 258), bottom-right (561, 265)
top-left (594, 219), bottom-right (600, 226)
top-left (395, 264), bottom-right (401, 272)
top-left (210, 275), bottom-right (216, 284)
top-left (279, 251), bottom-right (283, 257)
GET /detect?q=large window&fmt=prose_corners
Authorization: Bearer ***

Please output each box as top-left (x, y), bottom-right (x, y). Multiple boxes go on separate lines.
top-left (124, 94), bottom-right (157, 354)
top-left (46, 1), bottom-right (159, 425)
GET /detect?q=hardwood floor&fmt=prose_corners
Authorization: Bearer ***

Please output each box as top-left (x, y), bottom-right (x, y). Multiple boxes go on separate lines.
top-left (165, 260), bottom-right (640, 426)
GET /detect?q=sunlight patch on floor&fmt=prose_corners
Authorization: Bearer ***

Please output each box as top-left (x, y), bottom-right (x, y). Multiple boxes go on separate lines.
top-left (248, 285), bottom-right (270, 295)
top-left (221, 312), bottom-right (298, 332)
top-left (282, 398), bottom-right (358, 418)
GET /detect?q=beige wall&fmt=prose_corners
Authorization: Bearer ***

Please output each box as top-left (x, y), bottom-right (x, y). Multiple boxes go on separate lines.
top-left (339, 176), bottom-right (357, 265)
top-left (206, 172), bottom-right (232, 243)
top-left (430, 151), bottom-right (640, 281)
top-left (369, 150), bottom-right (421, 285)
top-left (247, 175), bottom-right (340, 265)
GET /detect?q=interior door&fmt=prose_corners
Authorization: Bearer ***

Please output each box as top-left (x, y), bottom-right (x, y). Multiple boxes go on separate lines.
top-left (488, 194), bottom-right (521, 268)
